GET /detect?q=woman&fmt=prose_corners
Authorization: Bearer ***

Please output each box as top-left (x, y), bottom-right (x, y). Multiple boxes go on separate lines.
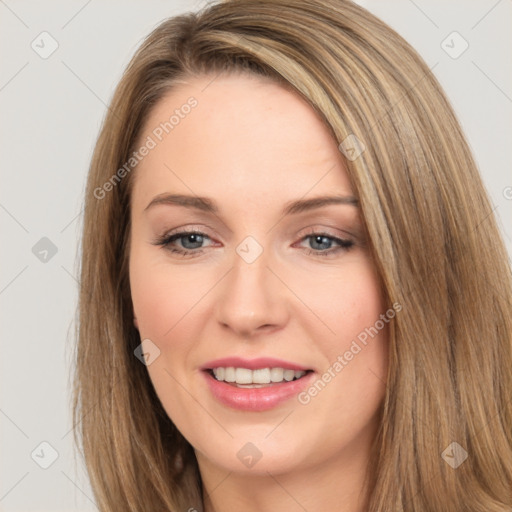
top-left (73, 0), bottom-right (512, 510)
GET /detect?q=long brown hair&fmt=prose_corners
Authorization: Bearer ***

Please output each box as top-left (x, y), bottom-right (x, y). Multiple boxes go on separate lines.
top-left (73, 1), bottom-right (512, 510)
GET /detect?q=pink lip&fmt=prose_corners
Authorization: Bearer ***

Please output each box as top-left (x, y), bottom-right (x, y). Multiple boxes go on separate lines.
top-left (200, 357), bottom-right (315, 412)
top-left (202, 371), bottom-right (315, 411)
top-left (201, 357), bottom-right (311, 371)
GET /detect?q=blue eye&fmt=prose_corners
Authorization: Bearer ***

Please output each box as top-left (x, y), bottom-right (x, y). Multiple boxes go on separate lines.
top-left (154, 231), bottom-right (212, 256)
top-left (300, 233), bottom-right (354, 257)
top-left (153, 230), bottom-right (355, 258)
top-left (172, 233), bottom-right (206, 250)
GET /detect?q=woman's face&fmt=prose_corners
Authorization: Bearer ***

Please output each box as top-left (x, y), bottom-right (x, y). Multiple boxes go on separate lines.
top-left (129, 73), bottom-right (389, 477)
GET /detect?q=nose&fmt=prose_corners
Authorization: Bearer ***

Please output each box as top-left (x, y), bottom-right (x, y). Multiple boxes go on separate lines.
top-left (214, 247), bottom-right (290, 338)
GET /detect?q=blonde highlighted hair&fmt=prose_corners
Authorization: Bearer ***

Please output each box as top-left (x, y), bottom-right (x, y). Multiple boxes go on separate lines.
top-left (74, 0), bottom-right (512, 510)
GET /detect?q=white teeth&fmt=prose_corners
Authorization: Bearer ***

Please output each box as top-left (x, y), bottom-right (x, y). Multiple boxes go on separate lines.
top-left (235, 368), bottom-right (252, 384)
top-left (270, 368), bottom-right (284, 382)
top-left (253, 368), bottom-right (271, 384)
top-left (212, 367), bottom-right (307, 385)
top-left (283, 369), bottom-right (295, 381)
top-left (224, 367), bottom-right (236, 382)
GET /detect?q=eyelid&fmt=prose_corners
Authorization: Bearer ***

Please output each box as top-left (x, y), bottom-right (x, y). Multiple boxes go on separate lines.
top-left (156, 224), bottom-right (216, 240)
top-left (297, 224), bottom-right (359, 240)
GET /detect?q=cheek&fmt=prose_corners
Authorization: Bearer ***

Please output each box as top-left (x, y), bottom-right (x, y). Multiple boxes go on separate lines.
top-left (129, 253), bottom-right (206, 419)
top-left (299, 257), bottom-right (385, 347)
top-left (130, 251), bottom-right (209, 341)
top-left (336, 263), bottom-right (388, 377)
top-left (300, 258), bottom-right (388, 406)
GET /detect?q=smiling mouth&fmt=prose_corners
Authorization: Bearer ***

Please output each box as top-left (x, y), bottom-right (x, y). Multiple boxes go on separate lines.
top-left (207, 367), bottom-right (313, 388)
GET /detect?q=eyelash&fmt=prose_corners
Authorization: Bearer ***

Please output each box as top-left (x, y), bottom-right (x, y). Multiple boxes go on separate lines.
top-left (153, 229), bottom-right (355, 258)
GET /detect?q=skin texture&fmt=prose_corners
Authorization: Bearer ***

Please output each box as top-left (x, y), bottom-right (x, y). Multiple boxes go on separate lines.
top-left (129, 73), bottom-right (389, 512)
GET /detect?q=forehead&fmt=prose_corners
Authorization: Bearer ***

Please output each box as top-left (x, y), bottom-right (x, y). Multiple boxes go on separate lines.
top-left (131, 73), bottom-right (353, 211)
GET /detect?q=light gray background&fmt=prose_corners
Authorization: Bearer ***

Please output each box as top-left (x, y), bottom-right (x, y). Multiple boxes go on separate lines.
top-left (1, 1), bottom-right (511, 510)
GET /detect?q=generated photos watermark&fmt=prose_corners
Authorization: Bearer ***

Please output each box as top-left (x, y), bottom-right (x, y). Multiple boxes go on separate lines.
top-left (94, 96), bottom-right (198, 200)
top-left (298, 302), bottom-right (402, 405)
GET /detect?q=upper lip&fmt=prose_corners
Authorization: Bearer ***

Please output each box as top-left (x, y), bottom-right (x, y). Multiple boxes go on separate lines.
top-left (201, 357), bottom-right (312, 372)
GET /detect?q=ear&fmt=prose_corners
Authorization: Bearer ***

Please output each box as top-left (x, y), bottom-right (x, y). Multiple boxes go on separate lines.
top-left (133, 317), bottom-right (139, 329)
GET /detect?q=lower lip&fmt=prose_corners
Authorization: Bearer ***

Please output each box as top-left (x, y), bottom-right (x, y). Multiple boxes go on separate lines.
top-left (202, 371), bottom-right (315, 411)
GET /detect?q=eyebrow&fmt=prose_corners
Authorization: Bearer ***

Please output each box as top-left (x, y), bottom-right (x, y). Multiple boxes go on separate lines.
top-left (144, 193), bottom-right (359, 215)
